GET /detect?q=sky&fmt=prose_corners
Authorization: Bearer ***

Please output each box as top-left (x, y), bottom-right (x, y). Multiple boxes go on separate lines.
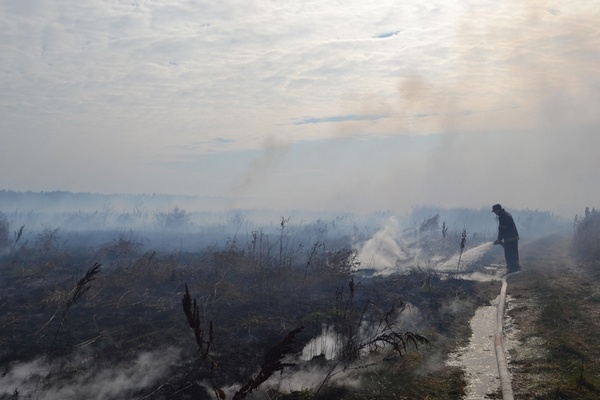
top-left (1, 0), bottom-right (599, 216)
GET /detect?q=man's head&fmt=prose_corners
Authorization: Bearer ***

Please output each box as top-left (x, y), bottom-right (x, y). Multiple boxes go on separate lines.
top-left (492, 204), bottom-right (503, 215)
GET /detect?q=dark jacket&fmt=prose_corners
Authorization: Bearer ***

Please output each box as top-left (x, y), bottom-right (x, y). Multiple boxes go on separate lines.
top-left (497, 209), bottom-right (519, 242)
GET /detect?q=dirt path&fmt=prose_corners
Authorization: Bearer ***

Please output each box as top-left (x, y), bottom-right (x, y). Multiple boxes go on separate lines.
top-left (503, 233), bottom-right (600, 398)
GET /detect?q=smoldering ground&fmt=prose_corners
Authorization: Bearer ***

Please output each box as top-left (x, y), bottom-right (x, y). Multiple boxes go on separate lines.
top-left (0, 203), bottom-right (571, 399)
top-left (0, 347), bottom-right (181, 400)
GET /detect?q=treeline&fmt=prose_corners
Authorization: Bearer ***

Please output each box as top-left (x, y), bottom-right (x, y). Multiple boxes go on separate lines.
top-left (0, 189), bottom-right (226, 213)
top-left (573, 207), bottom-right (600, 261)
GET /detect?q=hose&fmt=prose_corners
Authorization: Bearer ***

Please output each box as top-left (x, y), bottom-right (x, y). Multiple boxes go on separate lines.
top-left (494, 271), bottom-right (520, 399)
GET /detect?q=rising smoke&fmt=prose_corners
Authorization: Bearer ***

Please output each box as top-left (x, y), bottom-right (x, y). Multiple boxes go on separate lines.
top-left (354, 216), bottom-right (498, 276)
top-left (0, 347), bottom-right (181, 400)
top-left (355, 216), bottom-right (415, 275)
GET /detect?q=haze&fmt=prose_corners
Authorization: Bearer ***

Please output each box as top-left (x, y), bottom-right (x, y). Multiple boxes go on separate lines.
top-left (2, 0), bottom-right (599, 216)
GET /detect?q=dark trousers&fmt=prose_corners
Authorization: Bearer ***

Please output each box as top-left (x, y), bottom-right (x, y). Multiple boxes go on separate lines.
top-left (504, 240), bottom-right (520, 272)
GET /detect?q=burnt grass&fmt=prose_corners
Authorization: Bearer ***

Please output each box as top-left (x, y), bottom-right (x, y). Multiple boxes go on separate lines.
top-left (505, 233), bottom-right (600, 399)
top-left (0, 230), bottom-right (505, 400)
top-left (7, 231), bottom-right (600, 400)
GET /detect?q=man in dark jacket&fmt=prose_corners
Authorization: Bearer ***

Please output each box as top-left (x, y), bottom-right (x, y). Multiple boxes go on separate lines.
top-left (492, 204), bottom-right (521, 273)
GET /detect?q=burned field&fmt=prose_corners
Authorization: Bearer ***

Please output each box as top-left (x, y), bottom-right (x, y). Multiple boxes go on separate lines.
top-left (0, 217), bottom-right (503, 400)
top-left (2, 204), bottom-right (592, 399)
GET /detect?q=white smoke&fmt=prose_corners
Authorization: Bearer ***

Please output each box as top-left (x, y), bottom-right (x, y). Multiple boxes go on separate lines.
top-left (355, 216), bottom-right (498, 277)
top-left (271, 303), bottom-right (423, 394)
top-left (300, 324), bottom-right (341, 361)
top-left (355, 216), bottom-right (418, 275)
top-left (263, 360), bottom-right (364, 395)
top-left (0, 347), bottom-right (181, 400)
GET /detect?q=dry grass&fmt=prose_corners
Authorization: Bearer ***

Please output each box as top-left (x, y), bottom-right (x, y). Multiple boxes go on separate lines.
top-left (0, 217), bottom-right (504, 399)
top-left (49, 262), bottom-right (102, 350)
top-left (508, 234), bottom-right (600, 399)
top-left (182, 284), bottom-right (304, 400)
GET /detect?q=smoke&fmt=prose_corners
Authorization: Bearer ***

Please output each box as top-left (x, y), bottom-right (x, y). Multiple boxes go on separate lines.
top-left (272, 303), bottom-right (423, 393)
top-left (264, 360), bottom-right (364, 395)
top-left (355, 216), bottom-right (417, 275)
top-left (0, 347), bottom-right (181, 400)
top-left (354, 215), bottom-right (502, 277)
top-left (226, 135), bottom-right (291, 206)
top-left (300, 304), bottom-right (423, 363)
top-left (300, 324), bottom-right (341, 361)
top-left (311, 1), bottom-right (600, 216)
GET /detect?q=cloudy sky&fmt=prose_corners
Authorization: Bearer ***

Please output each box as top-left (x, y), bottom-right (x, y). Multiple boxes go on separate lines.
top-left (1, 0), bottom-right (599, 215)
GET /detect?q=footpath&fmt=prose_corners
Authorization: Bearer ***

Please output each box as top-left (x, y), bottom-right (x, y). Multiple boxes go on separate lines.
top-left (503, 233), bottom-right (600, 399)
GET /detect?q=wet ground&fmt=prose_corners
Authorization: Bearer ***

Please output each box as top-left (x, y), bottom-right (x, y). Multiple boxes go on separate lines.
top-left (448, 297), bottom-right (500, 398)
top-left (446, 264), bottom-right (520, 399)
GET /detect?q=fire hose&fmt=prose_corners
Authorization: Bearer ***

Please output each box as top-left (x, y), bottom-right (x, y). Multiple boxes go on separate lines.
top-left (494, 270), bottom-right (520, 400)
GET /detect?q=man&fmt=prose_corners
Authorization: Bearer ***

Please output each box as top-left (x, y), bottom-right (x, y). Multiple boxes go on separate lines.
top-left (492, 204), bottom-right (521, 273)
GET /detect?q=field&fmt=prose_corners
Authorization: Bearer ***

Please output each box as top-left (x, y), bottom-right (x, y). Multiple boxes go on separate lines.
top-left (1, 198), bottom-right (592, 399)
top-left (507, 233), bottom-right (600, 399)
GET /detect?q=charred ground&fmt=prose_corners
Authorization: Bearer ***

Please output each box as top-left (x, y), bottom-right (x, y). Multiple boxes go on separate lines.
top-left (0, 203), bottom-right (586, 399)
top-left (0, 220), bottom-right (500, 399)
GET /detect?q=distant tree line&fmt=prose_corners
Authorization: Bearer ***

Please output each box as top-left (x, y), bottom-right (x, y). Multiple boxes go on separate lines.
top-left (573, 207), bottom-right (600, 261)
